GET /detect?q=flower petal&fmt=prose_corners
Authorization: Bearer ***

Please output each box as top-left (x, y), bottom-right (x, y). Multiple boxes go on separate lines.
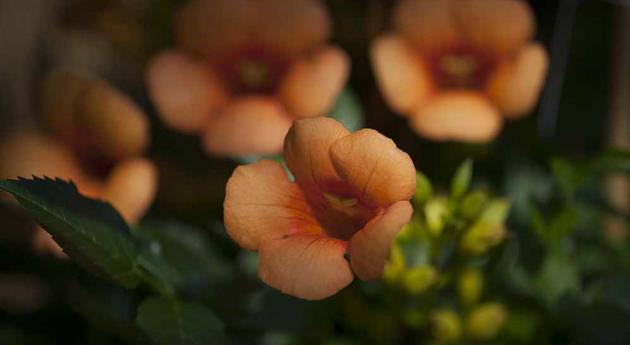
top-left (393, 0), bottom-right (459, 50)
top-left (254, 0), bottom-right (330, 57)
top-left (38, 68), bottom-right (91, 140)
top-left (410, 92), bottom-right (502, 143)
top-left (146, 50), bottom-right (228, 133)
top-left (349, 201), bottom-right (413, 280)
top-left (279, 45), bottom-right (349, 118)
top-left (174, 0), bottom-right (255, 58)
top-left (33, 226), bottom-right (67, 259)
top-left (329, 129), bottom-right (416, 208)
top-left (258, 234), bottom-right (353, 300)
top-left (283, 117), bottom-right (350, 191)
top-left (202, 97), bottom-right (292, 157)
top-left (487, 43), bottom-right (548, 118)
top-left (103, 158), bottom-right (157, 224)
top-left (224, 160), bottom-right (319, 251)
top-left (455, 0), bottom-right (534, 54)
top-left (0, 130), bottom-right (89, 185)
top-left (370, 35), bottom-right (433, 115)
top-left (79, 81), bottom-right (150, 161)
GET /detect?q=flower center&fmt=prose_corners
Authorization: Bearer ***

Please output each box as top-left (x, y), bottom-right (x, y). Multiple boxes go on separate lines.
top-left (215, 45), bottom-right (289, 94)
top-left (302, 183), bottom-right (380, 241)
top-left (428, 46), bottom-right (498, 89)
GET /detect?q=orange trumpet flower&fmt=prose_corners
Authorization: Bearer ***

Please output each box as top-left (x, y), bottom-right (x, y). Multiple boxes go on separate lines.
top-left (371, 0), bottom-right (548, 143)
top-left (0, 69), bottom-right (156, 257)
top-left (224, 117), bottom-right (416, 300)
top-left (146, 0), bottom-right (349, 157)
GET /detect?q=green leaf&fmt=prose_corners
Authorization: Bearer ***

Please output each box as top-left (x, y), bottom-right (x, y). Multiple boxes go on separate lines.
top-left (413, 171), bottom-right (433, 205)
top-left (136, 221), bottom-right (232, 292)
top-left (328, 88), bottom-right (365, 132)
top-left (550, 157), bottom-right (579, 200)
top-left (451, 159), bottom-right (473, 199)
top-left (0, 177), bottom-right (140, 288)
top-left (536, 253), bottom-right (579, 307)
top-left (136, 296), bottom-right (226, 345)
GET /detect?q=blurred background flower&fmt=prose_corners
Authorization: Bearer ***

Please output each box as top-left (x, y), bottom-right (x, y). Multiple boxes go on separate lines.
top-left (146, 0), bottom-right (350, 158)
top-left (0, 68), bottom-right (156, 256)
top-left (371, 0), bottom-right (548, 143)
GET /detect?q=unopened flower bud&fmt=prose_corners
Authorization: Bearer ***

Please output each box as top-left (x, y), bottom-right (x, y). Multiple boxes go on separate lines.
top-left (458, 268), bottom-right (483, 305)
top-left (403, 265), bottom-right (436, 294)
top-left (431, 309), bottom-right (461, 343)
top-left (465, 303), bottom-right (507, 341)
top-left (383, 243), bottom-right (406, 284)
top-left (460, 221), bottom-right (506, 255)
top-left (425, 197), bottom-right (447, 236)
top-left (460, 190), bottom-right (488, 220)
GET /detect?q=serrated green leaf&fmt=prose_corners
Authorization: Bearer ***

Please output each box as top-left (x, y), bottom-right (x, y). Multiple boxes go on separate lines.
top-left (136, 296), bottom-right (225, 345)
top-left (451, 159), bottom-right (473, 199)
top-left (0, 177), bottom-right (140, 288)
top-left (329, 88), bottom-right (365, 132)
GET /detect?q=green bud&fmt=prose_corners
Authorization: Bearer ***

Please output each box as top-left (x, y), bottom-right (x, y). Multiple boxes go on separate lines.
top-left (403, 266), bottom-right (437, 294)
top-left (460, 221), bottom-right (506, 255)
top-left (460, 190), bottom-right (489, 220)
top-left (451, 159), bottom-right (473, 199)
top-left (425, 197), bottom-right (448, 236)
top-left (414, 171), bottom-right (433, 204)
top-left (465, 303), bottom-right (508, 341)
top-left (383, 243), bottom-right (405, 284)
top-left (457, 268), bottom-right (483, 305)
top-left (479, 199), bottom-right (510, 224)
top-left (431, 309), bottom-right (462, 344)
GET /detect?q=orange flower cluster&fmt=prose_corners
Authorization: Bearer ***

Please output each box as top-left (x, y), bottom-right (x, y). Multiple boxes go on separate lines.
top-left (224, 118), bottom-right (416, 300)
top-left (0, 69), bottom-right (157, 256)
top-left (371, 0), bottom-right (548, 142)
top-left (147, 0), bottom-right (349, 157)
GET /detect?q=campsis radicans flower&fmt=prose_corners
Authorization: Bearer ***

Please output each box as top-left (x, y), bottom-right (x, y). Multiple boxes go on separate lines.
top-left (0, 68), bottom-right (156, 257)
top-left (224, 117), bottom-right (416, 300)
top-left (371, 0), bottom-right (548, 143)
top-left (146, 0), bottom-right (349, 158)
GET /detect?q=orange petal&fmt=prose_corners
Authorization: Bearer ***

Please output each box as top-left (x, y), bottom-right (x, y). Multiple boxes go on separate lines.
top-left (103, 158), bottom-right (157, 224)
top-left (258, 234), bottom-right (353, 300)
top-left (410, 92), bottom-right (502, 143)
top-left (38, 68), bottom-right (91, 140)
top-left (224, 160), bottom-right (319, 251)
top-left (174, 0), bottom-right (255, 58)
top-left (455, 0), bottom-right (534, 54)
top-left (370, 35), bottom-right (433, 115)
top-left (283, 117), bottom-right (350, 190)
top-left (349, 201), bottom-right (413, 280)
top-left (393, 0), bottom-right (459, 50)
top-left (0, 130), bottom-right (87, 184)
top-left (487, 43), bottom-right (548, 118)
top-left (146, 50), bottom-right (228, 133)
top-left (79, 81), bottom-right (150, 161)
top-left (329, 129), bottom-right (416, 208)
top-left (279, 45), bottom-right (349, 118)
top-left (254, 0), bottom-right (330, 57)
top-left (202, 97), bottom-right (292, 157)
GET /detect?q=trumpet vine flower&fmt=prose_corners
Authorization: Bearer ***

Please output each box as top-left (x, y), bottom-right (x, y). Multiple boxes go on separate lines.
top-left (0, 69), bottom-right (156, 257)
top-left (371, 0), bottom-right (548, 143)
top-left (224, 117), bottom-right (416, 300)
top-left (147, 0), bottom-right (349, 157)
